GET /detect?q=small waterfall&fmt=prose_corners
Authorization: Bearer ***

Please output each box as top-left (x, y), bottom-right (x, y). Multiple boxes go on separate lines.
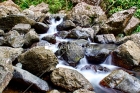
top-left (40, 14), bottom-right (119, 93)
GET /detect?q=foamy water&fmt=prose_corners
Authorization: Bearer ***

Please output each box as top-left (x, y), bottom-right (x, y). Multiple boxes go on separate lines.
top-left (40, 15), bottom-right (119, 93)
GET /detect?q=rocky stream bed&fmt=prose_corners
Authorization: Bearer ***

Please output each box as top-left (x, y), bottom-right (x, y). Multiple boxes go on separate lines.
top-left (0, 0), bottom-right (140, 93)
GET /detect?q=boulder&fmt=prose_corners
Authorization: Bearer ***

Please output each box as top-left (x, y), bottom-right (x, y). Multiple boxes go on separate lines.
top-left (85, 44), bottom-right (117, 64)
top-left (4, 30), bottom-right (24, 48)
top-left (0, 0), bottom-right (21, 18)
top-left (69, 2), bottom-right (107, 27)
top-left (0, 14), bottom-right (35, 31)
top-left (57, 20), bottom-right (76, 31)
top-left (112, 40), bottom-right (140, 69)
top-left (57, 31), bottom-right (70, 39)
top-left (12, 23), bottom-right (31, 34)
top-left (24, 29), bottom-right (39, 47)
top-left (100, 70), bottom-right (140, 93)
top-left (32, 22), bottom-right (49, 34)
top-left (59, 42), bottom-right (84, 66)
top-left (94, 34), bottom-right (116, 44)
top-left (67, 29), bottom-right (89, 39)
top-left (13, 66), bottom-right (49, 92)
top-left (124, 16), bottom-right (140, 35)
top-left (0, 46), bottom-right (23, 62)
top-left (51, 67), bottom-right (93, 91)
top-left (0, 59), bottom-right (13, 92)
top-left (98, 7), bottom-right (137, 36)
top-left (73, 89), bottom-right (95, 93)
top-left (42, 35), bottom-right (56, 44)
top-left (18, 46), bottom-right (58, 76)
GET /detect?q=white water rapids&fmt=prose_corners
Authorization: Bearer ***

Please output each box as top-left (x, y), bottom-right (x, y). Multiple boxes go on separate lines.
top-left (39, 15), bottom-right (119, 93)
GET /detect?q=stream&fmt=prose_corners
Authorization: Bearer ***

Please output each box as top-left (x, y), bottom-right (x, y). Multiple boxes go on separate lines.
top-left (39, 15), bottom-right (121, 93)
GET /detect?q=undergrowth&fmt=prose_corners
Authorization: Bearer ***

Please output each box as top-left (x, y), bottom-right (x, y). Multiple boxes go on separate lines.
top-left (14, 0), bottom-right (73, 13)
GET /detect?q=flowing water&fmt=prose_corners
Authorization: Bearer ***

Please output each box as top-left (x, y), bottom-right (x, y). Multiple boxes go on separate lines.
top-left (40, 15), bottom-right (121, 93)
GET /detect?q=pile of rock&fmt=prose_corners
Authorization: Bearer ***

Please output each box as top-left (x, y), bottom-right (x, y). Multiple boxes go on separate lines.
top-left (0, 0), bottom-right (140, 93)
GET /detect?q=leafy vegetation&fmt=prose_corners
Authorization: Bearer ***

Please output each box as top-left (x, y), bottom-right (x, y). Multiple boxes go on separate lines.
top-left (14, 0), bottom-right (73, 13)
top-left (105, 0), bottom-right (140, 33)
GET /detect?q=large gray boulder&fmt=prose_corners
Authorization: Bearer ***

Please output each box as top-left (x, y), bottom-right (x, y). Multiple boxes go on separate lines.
top-left (99, 7), bottom-right (137, 36)
top-left (112, 40), bottom-right (140, 69)
top-left (18, 46), bottom-right (58, 76)
top-left (69, 2), bottom-right (107, 27)
top-left (13, 66), bottom-right (49, 92)
top-left (59, 42), bottom-right (84, 66)
top-left (85, 44), bottom-right (116, 64)
top-left (4, 30), bottom-right (24, 48)
top-left (51, 67), bottom-right (93, 92)
top-left (100, 70), bottom-right (140, 93)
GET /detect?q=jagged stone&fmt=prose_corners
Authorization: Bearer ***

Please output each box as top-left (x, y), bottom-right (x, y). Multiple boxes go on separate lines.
top-left (112, 40), bottom-right (140, 69)
top-left (18, 46), bottom-right (58, 76)
top-left (100, 70), bottom-right (140, 93)
top-left (51, 67), bottom-right (93, 91)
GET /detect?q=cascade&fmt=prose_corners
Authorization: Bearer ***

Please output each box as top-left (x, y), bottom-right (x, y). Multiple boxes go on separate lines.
top-left (39, 15), bottom-right (119, 93)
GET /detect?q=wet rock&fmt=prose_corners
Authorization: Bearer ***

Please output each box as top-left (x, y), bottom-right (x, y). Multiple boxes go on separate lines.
top-left (32, 22), bottom-right (49, 34)
top-left (81, 64), bottom-right (110, 73)
top-left (100, 70), bottom-right (140, 93)
top-left (73, 89), bottom-right (95, 93)
top-left (112, 40), bottom-right (140, 69)
top-left (51, 67), bottom-right (93, 91)
top-left (12, 23), bottom-right (31, 34)
top-left (31, 40), bottom-right (50, 48)
top-left (85, 44), bottom-right (117, 64)
top-left (124, 16), bottom-right (140, 35)
top-left (4, 30), bottom-right (24, 48)
top-left (71, 39), bottom-right (89, 47)
top-left (0, 14), bottom-right (35, 31)
top-left (57, 20), bottom-right (76, 31)
top-left (0, 37), bottom-right (4, 45)
top-left (0, 59), bottom-right (14, 92)
top-left (18, 46), bottom-right (58, 76)
top-left (0, 46), bottom-right (23, 62)
top-left (47, 90), bottom-right (60, 93)
top-left (13, 66), bottom-right (49, 92)
top-left (0, 29), bottom-right (4, 36)
top-left (0, 0), bottom-right (21, 18)
top-left (59, 42), bottom-right (84, 66)
top-left (94, 34), bottom-right (116, 44)
top-left (99, 7), bottom-right (137, 36)
top-left (67, 29), bottom-right (89, 39)
top-left (69, 2), bottom-right (107, 27)
top-left (42, 35), bottom-right (56, 44)
top-left (57, 31), bottom-right (69, 39)
top-left (24, 29), bottom-right (39, 47)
